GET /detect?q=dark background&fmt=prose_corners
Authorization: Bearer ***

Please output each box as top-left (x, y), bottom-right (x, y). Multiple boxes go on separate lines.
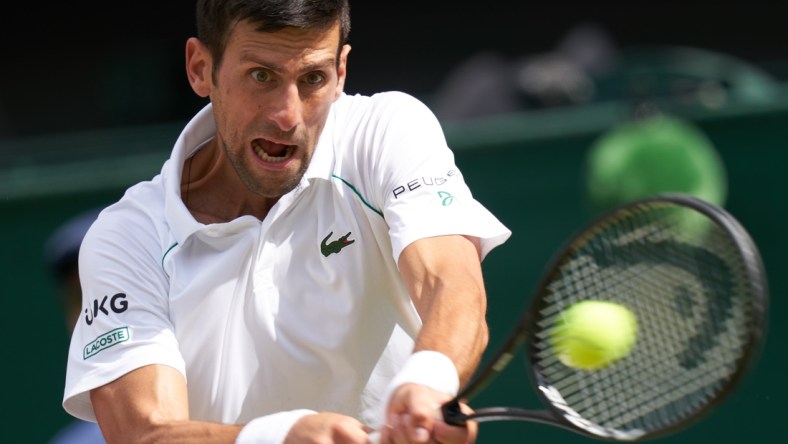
top-left (2, 1), bottom-right (788, 138)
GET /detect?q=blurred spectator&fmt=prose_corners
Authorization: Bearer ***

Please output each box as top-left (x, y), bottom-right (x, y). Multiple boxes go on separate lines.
top-left (431, 23), bottom-right (618, 121)
top-left (44, 208), bottom-right (106, 444)
top-left (431, 21), bottom-right (779, 122)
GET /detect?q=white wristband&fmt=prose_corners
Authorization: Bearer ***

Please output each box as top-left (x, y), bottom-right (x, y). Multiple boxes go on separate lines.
top-left (379, 350), bottom-right (460, 422)
top-left (235, 409), bottom-right (317, 444)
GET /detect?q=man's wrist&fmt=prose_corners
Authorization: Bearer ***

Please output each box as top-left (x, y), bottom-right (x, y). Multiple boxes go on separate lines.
top-left (235, 409), bottom-right (317, 444)
top-left (380, 350), bottom-right (460, 418)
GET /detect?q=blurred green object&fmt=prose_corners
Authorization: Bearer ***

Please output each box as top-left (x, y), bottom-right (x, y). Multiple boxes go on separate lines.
top-left (585, 114), bottom-right (727, 214)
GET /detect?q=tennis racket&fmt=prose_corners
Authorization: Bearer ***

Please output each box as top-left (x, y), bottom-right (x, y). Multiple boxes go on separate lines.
top-left (372, 193), bottom-right (768, 442)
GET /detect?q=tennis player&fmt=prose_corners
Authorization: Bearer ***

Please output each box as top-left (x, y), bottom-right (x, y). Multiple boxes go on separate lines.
top-left (63, 1), bottom-right (511, 443)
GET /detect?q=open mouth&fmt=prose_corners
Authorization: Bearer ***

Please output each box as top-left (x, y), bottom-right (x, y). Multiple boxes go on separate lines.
top-left (252, 138), bottom-right (296, 163)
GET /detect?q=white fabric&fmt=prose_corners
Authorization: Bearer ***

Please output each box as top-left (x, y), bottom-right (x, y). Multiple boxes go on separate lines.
top-left (235, 410), bottom-right (317, 444)
top-left (63, 92), bottom-right (511, 432)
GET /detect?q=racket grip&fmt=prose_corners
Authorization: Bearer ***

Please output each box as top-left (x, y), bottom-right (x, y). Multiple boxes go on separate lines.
top-left (442, 399), bottom-right (468, 426)
top-left (367, 431), bottom-right (381, 443)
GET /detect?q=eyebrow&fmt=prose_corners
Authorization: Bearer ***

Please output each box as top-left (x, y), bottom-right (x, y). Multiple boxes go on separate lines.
top-left (241, 54), bottom-right (337, 73)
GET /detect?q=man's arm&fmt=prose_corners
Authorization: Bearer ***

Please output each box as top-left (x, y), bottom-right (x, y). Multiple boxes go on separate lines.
top-left (91, 364), bottom-right (242, 443)
top-left (400, 235), bottom-right (488, 382)
top-left (382, 234), bottom-right (488, 443)
top-left (91, 364), bottom-right (373, 444)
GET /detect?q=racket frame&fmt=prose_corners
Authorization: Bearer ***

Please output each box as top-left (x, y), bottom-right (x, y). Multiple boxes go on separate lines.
top-left (444, 193), bottom-right (768, 441)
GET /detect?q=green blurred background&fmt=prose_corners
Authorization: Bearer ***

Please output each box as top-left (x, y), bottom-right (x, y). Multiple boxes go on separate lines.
top-left (2, 1), bottom-right (787, 442)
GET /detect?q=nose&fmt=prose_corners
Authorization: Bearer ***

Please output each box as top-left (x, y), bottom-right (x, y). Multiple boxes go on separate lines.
top-left (267, 82), bottom-right (301, 132)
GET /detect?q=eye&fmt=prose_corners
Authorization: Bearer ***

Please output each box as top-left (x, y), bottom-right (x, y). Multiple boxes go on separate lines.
top-left (302, 72), bottom-right (326, 86)
top-left (251, 69), bottom-right (272, 83)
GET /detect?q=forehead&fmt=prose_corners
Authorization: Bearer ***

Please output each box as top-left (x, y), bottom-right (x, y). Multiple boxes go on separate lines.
top-left (225, 19), bottom-right (341, 63)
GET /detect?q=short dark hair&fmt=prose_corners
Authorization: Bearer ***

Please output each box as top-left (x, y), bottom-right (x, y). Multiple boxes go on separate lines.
top-left (196, 0), bottom-right (351, 71)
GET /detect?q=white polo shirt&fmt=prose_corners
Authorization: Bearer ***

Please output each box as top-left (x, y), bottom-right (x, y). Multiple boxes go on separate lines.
top-left (63, 91), bottom-right (511, 428)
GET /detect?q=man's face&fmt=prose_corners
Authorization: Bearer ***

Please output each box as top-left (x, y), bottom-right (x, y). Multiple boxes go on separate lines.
top-left (204, 20), bottom-right (349, 198)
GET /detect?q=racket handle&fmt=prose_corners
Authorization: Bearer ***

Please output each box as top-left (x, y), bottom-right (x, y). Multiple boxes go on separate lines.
top-left (367, 431), bottom-right (381, 443)
top-left (442, 399), bottom-right (468, 426)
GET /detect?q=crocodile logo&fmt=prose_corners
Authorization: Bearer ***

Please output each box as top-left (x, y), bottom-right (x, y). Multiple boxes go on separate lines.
top-left (321, 231), bottom-right (355, 257)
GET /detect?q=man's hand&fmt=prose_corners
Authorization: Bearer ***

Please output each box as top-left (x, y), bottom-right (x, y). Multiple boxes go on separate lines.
top-left (379, 384), bottom-right (477, 444)
top-left (285, 412), bottom-right (373, 444)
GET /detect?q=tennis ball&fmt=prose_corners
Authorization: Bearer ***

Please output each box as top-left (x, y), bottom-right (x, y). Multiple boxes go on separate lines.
top-left (550, 300), bottom-right (637, 370)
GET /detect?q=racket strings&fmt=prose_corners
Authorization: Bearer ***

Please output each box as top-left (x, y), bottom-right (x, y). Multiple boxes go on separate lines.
top-left (531, 203), bottom-right (758, 436)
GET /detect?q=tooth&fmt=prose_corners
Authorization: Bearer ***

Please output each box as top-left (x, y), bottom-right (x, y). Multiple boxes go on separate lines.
top-left (253, 143), bottom-right (293, 163)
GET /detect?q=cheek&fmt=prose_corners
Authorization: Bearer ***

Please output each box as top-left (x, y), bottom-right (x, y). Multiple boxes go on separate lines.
top-left (304, 94), bottom-right (334, 124)
top-left (302, 106), bottom-right (331, 142)
top-left (333, 79), bottom-right (345, 100)
top-left (213, 91), bottom-right (255, 129)
top-left (211, 108), bottom-right (244, 151)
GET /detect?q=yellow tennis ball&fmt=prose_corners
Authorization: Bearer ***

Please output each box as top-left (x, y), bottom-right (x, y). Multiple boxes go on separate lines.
top-left (550, 300), bottom-right (638, 370)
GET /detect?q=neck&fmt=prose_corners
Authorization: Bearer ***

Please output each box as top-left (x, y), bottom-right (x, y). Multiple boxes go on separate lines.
top-left (181, 140), bottom-right (277, 224)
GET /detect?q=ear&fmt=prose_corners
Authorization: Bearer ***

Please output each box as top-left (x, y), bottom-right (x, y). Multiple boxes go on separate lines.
top-left (334, 44), bottom-right (351, 100)
top-left (186, 37), bottom-right (212, 98)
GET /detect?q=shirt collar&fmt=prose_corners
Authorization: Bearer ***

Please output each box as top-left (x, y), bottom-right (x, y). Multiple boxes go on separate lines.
top-left (163, 103), bottom-right (216, 244)
top-left (163, 101), bottom-right (338, 244)
top-left (302, 101), bottom-right (336, 182)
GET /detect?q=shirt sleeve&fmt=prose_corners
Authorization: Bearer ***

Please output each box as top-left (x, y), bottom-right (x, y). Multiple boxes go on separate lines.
top-left (62, 202), bottom-right (185, 422)
top-left (367, 92), bottom-right (512, 262)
